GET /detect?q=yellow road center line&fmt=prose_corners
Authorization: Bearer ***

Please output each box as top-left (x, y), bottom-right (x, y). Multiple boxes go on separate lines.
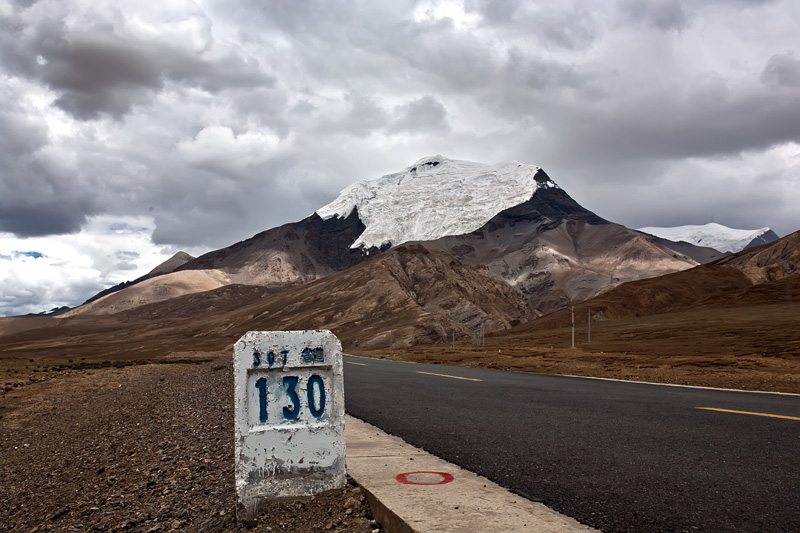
top-left (346, 361), bottom-right (368, 366)
top-left (697, 407), bottom-right (800, 421)
top-left (417, 371), bottom-right (482, 382)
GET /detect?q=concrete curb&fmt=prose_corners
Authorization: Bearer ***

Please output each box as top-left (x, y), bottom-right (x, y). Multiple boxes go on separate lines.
top-left (345, 415), bottom-right (596, 533)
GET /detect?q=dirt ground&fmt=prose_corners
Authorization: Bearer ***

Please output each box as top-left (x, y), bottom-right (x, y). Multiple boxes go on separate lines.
top-left (0, 357), bottom-right (381, 533)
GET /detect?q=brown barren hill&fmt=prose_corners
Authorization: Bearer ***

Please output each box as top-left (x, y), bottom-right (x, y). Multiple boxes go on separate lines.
top-left (62, 269), bottom-right (232, 316)
top-left (370, 231), bottom-right (800, 393)
top-left (146, 250), bottom-right (195, 276)
top-left (173, 209), bottom-right (376, 285)
top-left (216, 243), bottom-right (534, 350)
top-left (716, 229), bottom-right (800, 282)
top-left (0, 243), bottom-right (532, 361)
top-left (579, 229), bottom-right (800, 319)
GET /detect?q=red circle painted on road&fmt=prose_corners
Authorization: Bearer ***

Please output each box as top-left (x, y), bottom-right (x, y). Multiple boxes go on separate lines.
top-left (395, 471), bottom-right (455, 485)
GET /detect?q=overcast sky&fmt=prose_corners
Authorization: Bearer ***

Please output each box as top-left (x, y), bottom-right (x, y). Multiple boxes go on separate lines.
top-left (1, 0), bottom-right (799, 316)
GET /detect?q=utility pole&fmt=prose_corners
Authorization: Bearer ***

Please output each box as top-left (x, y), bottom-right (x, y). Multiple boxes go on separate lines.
top-left (571, 306), bottom-right (575, 348)
top-left (390, 332), bottom-right (393, 350)
top-left (588, 307), bottom-right (591, 344)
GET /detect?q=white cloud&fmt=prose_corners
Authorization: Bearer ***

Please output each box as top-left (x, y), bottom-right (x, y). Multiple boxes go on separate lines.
top-left (414, 0), bottom-right (481, 29)
top-left (0, 215), bottom-right (205, 316)
top-left (177, 125), bottom-right (282, 175)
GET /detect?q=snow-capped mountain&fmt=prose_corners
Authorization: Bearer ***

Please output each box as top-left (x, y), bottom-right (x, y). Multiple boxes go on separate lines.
top-left (74, 155), bottom-right (696, 318)
top-left (316, 155), bottom-right (556, 249)
top-left (637, 223), bottom-right (779, 253)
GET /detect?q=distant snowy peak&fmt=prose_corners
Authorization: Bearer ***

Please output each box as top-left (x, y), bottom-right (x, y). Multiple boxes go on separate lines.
top-left (317, 155), bottom-right (554, 249)
top-left (637, 223), bottom-right (778, 253)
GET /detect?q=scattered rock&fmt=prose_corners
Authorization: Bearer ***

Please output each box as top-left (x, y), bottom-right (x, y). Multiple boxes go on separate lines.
top-left (0, 360), bottom-right (380, 532)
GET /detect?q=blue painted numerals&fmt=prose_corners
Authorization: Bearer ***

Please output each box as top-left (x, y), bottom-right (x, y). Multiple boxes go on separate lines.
top-left (255, 377), bottom-right (268, 423)
top-left (307, 375), bottom-right (326, 418)
top-left (252, 350), bottom-right (288, 368)
top-left (282, 376), bottom-right (300, 420)
top-left (255, 374), bottom-right (327, 423)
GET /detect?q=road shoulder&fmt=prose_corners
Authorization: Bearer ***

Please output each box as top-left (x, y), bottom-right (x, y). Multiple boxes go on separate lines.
top-left (345, 415), bottom-right (596, 532)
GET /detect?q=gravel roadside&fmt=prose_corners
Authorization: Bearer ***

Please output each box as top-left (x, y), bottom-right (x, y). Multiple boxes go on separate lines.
top-left (0, 358), bottom-right (379, 532)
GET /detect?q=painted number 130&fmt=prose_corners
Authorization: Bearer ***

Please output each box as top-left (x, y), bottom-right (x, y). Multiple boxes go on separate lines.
top-left (254, 375), bottom-right (326, 423)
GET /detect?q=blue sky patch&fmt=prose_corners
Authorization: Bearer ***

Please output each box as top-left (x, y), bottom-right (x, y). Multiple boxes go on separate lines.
top-left (14, 251), bottom-right (45, 259)
top-left (109, 223), bottom-right (149, 233)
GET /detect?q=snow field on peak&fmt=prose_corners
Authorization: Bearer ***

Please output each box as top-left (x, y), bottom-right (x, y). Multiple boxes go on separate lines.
top-left (637, 222), bottom-right (772, 253)
top-left (317, 156), bottom-right (543, 249)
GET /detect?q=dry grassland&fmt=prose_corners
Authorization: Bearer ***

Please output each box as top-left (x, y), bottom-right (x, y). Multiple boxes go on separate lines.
top-left (355, 302), bottom-right (800, 393)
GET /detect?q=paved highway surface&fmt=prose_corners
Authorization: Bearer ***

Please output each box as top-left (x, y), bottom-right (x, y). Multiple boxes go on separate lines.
top-left (343, 355), bottom-right (800, 532)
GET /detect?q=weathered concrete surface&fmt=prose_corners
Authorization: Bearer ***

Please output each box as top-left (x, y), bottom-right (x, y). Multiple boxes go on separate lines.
top-left (345, 416), bottom-right (596, 533)
top-left (234, 331), bottom-right (345, 523)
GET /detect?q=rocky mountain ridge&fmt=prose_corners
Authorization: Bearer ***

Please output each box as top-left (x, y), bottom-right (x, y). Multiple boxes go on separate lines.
top-left (423, 175), bottom-right (694, 314)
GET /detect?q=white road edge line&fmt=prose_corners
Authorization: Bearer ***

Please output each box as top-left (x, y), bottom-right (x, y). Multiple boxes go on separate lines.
top-left (558, 374), bottom-right (800, 396)
top-left (343, 354), bottom-right (800, 397)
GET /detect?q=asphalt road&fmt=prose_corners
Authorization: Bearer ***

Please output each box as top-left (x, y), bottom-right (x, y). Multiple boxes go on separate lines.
top-left (343, 355), bottom-right (800, 532)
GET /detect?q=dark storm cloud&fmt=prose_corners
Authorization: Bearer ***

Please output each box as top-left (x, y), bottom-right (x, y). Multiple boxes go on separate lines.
top-left (38, 33), bottom-right (272, 120)
top-left (388, 95), bottom-right (450, 134)
top-left (603, 165), bottom-right (791, 233)
top-left (148, 171), bottom-right (320, 248)
top-left (537, 6), bottom-right (598, 51)
top-left (338, 94), bottom-right (390, 138)
top-left (41, 36), bottom-right (164, 118)
top-left (464, 0), bottom-right (521, 24)
top-left (376, 20), bottom-right (500, 93)
top-left (0, 101), bottom-right (49, 155)
top-left (618, 0), bottom-right (689, 31)
top-left (538, 84), bottom-right (800, 168)
top-left (190, 0), bottom-right (800, 239)
top-left (228, 0), bottom-right (496, 95)
top-left (503, 47), bottom-right (600, 93)
top-left (0, 99), bottom-right (100, 235)
top-left (762, 53), bottom-right (800, 88)
top-left (0, 0), bottom-right (281, 242)
top-left (0, 202), bottom-right (93, 237)
top-left (2, 4), bottom-right (272, 120)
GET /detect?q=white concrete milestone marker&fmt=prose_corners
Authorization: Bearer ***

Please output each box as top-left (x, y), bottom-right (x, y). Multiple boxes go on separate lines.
top-left (234, 330), bottom-right (346, 523)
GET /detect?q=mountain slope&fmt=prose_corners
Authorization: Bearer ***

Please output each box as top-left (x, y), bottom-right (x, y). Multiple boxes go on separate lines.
top-left (63, 269), bottom-right (232, 316)
top-left (0, 244), bottom-right (533, 358)
top-left (173, 208), bottom-right (376, 285)
top-left (715, 230), bottom-right (800, 283)
top-left (556, 230), bottom-right (800, 321)
top-left (148, 251), bottom-right (195, 277)
top-left (424, 174), bottom-right (695, 314)
top-left (82, 251), bottom-right (197, 305)
top-left (225, 242), bottom-right (533, 348)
